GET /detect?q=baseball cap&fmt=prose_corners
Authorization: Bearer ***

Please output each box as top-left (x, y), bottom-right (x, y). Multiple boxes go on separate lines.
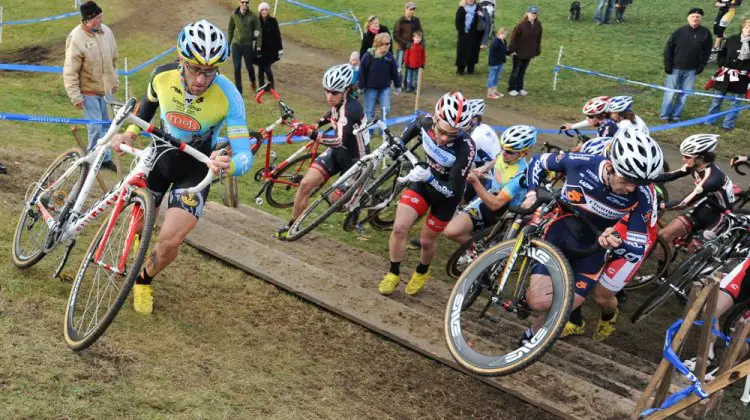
top-left (406, 2), bottom-right (416, 9)
top-left (687, 7), bottom-right (704, 16)
top-left (528, 6), bottom-right (539, 13)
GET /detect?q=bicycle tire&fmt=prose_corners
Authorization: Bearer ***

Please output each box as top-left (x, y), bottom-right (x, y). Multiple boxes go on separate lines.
top-left (630, 247), bottom-right (715, 323)
top-left (265, 153), bottom-right (314, 209)
top-left (623, 235), bottom-right (673, 291)
top-left (444, 238), bottom-right (575, 376)
top-left (286, 163), bottom-right (374, 241)
top-left (63, 188), bottom-right (155, 351)
top-left (13, 147), bottom-right (88, 269)
top-left (343, 160), bottom-right (405, 232)
top-left (445, 222), bottom-right (509, 279)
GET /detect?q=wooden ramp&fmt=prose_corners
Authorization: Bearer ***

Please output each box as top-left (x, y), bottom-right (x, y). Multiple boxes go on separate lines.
top-left (185, 202), bottom-right (663, 419)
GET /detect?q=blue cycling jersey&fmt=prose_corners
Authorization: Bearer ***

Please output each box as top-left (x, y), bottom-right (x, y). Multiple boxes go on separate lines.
top-left (527, 152), bottom-right (657, 262)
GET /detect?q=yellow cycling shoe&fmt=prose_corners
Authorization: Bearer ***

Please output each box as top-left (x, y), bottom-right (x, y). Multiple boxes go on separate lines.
top-left (593, 309), bottom-right (619, 342)
top-left (379, 273), bottom-right (400, 295)
top-left (405, 271), bottom-right (431, 296)
top-left (560, 321), bottom-right (586, 338)
top-left (133, 284), bottom-right (154, 315)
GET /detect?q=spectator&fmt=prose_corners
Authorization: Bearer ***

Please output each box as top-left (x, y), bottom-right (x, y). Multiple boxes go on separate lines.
top-left (256, 2), bottom-right (282, 89)
top-left (360, 16), bottom-right (392, 58)
top-left (487, 27), bottom-right (508, 99)
top-left (507, 6), bottom-right (543, 97)
top-left (455, 0), bottom-right (486, 75)
top-left (63, 1), bottom-right (118, 171)
top-left (228, 0), bottom-right (262, 94)
top-left (595, 0), bottom-right (615, 25)
top-left (614, 0), bottom-right (632, 23)
top-left (350, 51), bottom-right (361, 86)
top-left (394, 2), bottom-right (422, 81)
top-left (479, 0), bottom-right (497, 48)
top-left (711, 1), bottom-right (742, 59)
top-left (705, 19), bottom-right (750, 131)
top-left (359, 33), bottom-right (401, 125)
top-left (403, 30), bottom-right (426, 93)
top-left (661, 8), bottom-right (713, 122)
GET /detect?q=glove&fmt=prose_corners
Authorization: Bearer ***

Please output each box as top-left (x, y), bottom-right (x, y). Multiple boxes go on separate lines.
top-left (405, 165), bottom-right (432, 183)
top-left (278, 49), bottom-right (284, 59)
top-left (664, 67), bottom-right (673, 75)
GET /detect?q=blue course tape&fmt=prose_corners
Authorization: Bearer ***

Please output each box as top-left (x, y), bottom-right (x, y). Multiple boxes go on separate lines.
top-left (279, 15), bottom-right (334, 26)
top-left (0, 112), bottom-right (109, 125)
top-left (554, 64), bottom-right (750, 103)
top-left (0, 11), bottom-right (78, 26)
top-left (0, 63), bottom-right (63, 73)
top-left (124, 47), bottom-right (176, 76)
top-left (285, 0), bottom-right (356, 22)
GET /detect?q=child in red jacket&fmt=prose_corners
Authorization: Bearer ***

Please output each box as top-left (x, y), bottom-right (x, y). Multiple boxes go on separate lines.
top-left (403, 30), bottom-right (426, 93)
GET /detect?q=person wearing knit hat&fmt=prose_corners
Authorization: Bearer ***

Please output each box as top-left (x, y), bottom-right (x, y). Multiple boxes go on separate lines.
top-left (63, 0), bottom-right (119, 171)
top-left (660, 7), bottom-right (713, 122)
top-left (256, 1), bottom-right (283, 89)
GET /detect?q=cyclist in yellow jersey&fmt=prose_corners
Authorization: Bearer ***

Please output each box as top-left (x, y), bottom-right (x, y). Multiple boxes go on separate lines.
top-left (112, 20), bottom-right (253, 315)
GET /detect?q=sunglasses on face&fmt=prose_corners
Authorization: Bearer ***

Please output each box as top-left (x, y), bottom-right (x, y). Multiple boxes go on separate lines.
top-left (682, 155), bottom-right (695, 160)
top-left (240, 1), bottom-right (248, 4)
top-left (324, 89), bottom-right (343, 95)
top-left (434, 124), bottom-right (458, 139)
top-left (184, 63), bottom-right (218, 78)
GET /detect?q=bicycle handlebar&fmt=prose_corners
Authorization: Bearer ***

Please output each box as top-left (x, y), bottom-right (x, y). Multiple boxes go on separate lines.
top-left (733, 161), bottom-right (750, 176)
top-left (558, 127), bottom-right (590, 143)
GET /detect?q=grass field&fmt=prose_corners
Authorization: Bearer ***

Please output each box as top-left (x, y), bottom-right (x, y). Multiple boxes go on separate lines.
top-left (2, 0), bottom-right (750, 417)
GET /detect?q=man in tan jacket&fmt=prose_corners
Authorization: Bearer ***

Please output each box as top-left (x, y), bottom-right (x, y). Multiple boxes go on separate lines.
top-left (63, 1), bottom-right (119, 170)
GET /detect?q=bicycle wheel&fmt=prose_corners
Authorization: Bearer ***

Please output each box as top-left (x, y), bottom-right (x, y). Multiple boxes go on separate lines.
top-left (286, 163), bottom-right (374, 241)
top-left (630, 247), bottom-right (715, 323)
top-left (444, 238), bottom-right (575, 376)
top-left (265, 153), bottom-right (315, 209)
top-left (445, 222), bottom-right (509, 279)
top-left (64, 188), bottom-right (155, 351)
top-left (343, 161), bottom-right (404, 232)
top-left (624, 236), bottom-right (673, 290)
top-left (13, 147), bottom-right (88, 269)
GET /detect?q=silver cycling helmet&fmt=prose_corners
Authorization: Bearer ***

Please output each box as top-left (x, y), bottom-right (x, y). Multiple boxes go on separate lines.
top-left (466, 98), bottom-right (485, 117)
top-left (580, 137), bottom-right (613, 156)
top-left (607, 96), bottom-right (633, 114)
top-left (501, 125), bottom-right (537, 152)
top-left (177, 20), bottom-right (229, 66)
top-left (680, 134), bottom-right (719, 157)
top-left (322, 64), bottom-right (355, 92)
top-left (609, 128), bottom-right (664, 181)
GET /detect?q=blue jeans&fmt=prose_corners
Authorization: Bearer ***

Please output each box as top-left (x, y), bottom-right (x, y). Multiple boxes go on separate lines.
top-left (595, 0), bottom-right (615, 23)
top-left (487, 64), bottom-right (504, 88)
top-left (395, 49), bottom-right (405, 81)
top-left (405, 68), bottom-right (419, 90)
top-left (706, 92), bottom-right (743, 129)
top-left (82, 94), bottom-right (111, 161)
top-left (660, 69), bottom-right (697, 120)
top-left (363, 87), bottom-right (392, 123)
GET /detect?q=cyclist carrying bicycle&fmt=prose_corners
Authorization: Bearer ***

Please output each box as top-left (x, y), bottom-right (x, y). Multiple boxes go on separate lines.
top-left (111, 20), bottom-right (254, 315)
top-left (444, 125), bottom-right (536, 245)
top-left (379, 92), bottom-right (476, 296)
top-left (561, 96), bottom-right (618, 144)
top-left (274, 64), bottom-right (368, 239)
top-left (606, 95), bottom-right (650, 135)
top-left (521, 128), bottom-right (664, 342)
top-left (654, 134), bottom-right (735, 246)
top-left (462, 99), bottom-right (500, 201)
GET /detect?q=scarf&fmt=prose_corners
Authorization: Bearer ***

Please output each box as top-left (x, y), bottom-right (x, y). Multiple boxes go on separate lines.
top-left (463, 4), bottom-right (476, 33)
top-left (739, 35), bottom-right (750, 61)
top-left (368, 26), bottom-right (379, 35)
top-left (368, 47), bottom-right (386, 59)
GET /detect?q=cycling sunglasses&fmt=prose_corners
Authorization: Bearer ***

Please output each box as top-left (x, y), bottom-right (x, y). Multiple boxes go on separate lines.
top-left (183, 62), bottom-right (219, 78)
top-left (324, 89), bottom-right (343, 95)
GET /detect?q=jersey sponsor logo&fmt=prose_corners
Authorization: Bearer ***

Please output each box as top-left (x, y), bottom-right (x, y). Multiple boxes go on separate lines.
top-left (576, 280), bottom-right (588, 290)
top-left (568, 154), bottom-right (591, 161)
top-left (166, 112), bottom-right (202, 132)
top-left (428, 178), bottom-right (455, 198)
top-left (580, 180), bottom-right (594, 190)
top-left (555, 153), bottom-right (564, 163)
top-left (421, 128), bottom-right (457, 167)
top-left (181, 192), bottom-right (199, 207)
top-left (585, 196), bottom-right (628, 219)
top-left (626, 232), bottom-right (648, 244)
top-left (565, 186), bottom-right (585, 203)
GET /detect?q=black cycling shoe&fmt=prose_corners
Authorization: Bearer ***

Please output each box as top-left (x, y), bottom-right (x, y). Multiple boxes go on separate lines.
top-left (274, 222), bottom-right (292, 240)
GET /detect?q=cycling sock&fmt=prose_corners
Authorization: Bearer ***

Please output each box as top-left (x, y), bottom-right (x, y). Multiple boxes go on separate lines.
top-left (136, 268), bottom-right (153, 285)
top-left (416, 263), bottom-right (430, 275)
top-left (601, 310), bottom-right (617, 322)
top-left (569, 307), bottom-right (583, 326)
top-left (389, 261), bottom-right (401, 276)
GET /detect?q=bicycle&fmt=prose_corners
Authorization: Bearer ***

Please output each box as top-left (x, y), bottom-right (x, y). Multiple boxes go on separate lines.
top-left (444, 191), bottom-right (608, 376)
top-left (12, 97), bottom-right (216, 351)
top-left (631, 204), bottom-right (750, 323)
top-left (285, 118), bottom-right (419, 241)
top-left (732, 159), bottom-right (750, 210)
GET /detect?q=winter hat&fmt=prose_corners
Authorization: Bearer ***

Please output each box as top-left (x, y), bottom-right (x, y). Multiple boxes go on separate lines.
top-left (350, 51), bottom-right (360, 61)
top-left (687, 7), bottom-right (704, 17)
top-left (258, 2), bottom-right (270, 13)
top-left (80, 1), bottom-right (102, 21)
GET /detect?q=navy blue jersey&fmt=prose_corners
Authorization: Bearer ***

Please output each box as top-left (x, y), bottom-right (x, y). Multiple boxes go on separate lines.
top-left (527, 152), bottom-right (658, 262)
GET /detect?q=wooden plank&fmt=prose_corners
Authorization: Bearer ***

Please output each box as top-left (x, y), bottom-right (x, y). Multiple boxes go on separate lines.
top-left (687, 280), bottom-right (719, 417)
top-left (185, 208), bottom-right (637, 420)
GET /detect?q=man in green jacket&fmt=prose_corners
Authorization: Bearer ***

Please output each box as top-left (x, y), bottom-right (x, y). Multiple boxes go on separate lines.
top-left (228, 0), bottom-right (263, 93)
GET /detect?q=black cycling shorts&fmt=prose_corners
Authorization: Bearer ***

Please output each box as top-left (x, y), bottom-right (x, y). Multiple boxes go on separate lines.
top-left (681, 202), bottom-right (725, 233)
top-left (464, 200), bottom-right (507, 231)
top-left (399, 181), bottom-right (461, 232)
top-left (147, 148), bottom-right (211, 219)
top-left (311, 145), bottom-right (370, 180)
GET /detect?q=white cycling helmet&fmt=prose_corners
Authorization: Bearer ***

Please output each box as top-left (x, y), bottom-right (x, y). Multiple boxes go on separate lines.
top-left (582, 96), bottom-right (610, 116)
top-left (435, 92), bottom-right (472, 129)
top-left (580, 137), bottom-right (613, 156)
top-left (177, 20), bottom-right (229, 66)
top-left (322, 64), bottom-right (354, 93)
top-left (501, 125), bottom-right (537, 152)
top-left (609, 128), bottom-right (664, 181)
top-left (680, 134), bottom-right (719, 157)
top-left (467, 99), bottom-right (485, 117)
top-left (607, 96), bottom-right (633, 114)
